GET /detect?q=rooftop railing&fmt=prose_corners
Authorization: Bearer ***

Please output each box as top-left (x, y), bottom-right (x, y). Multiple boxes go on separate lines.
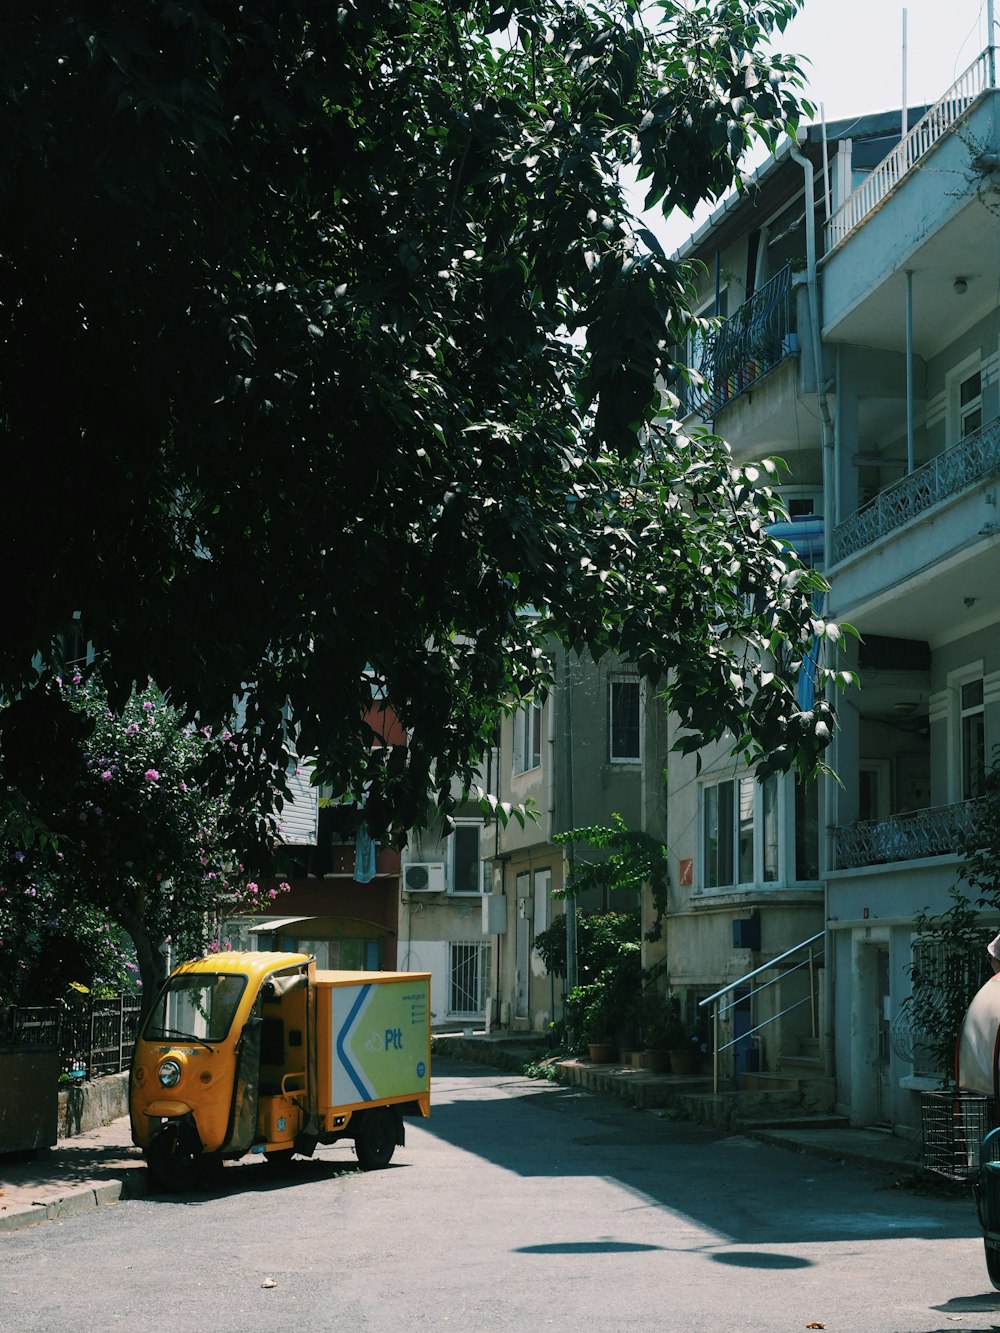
top-left (825, 49), bottom-right (997, 251)
top-left (833, 413), bottom-right (1000, 562)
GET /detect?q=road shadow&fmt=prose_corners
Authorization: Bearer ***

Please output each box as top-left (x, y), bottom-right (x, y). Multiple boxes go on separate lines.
top-left (420, 1058), bottom-right (984, 1249)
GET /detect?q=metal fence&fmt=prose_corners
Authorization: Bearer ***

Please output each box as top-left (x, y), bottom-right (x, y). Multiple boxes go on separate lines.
top-left (58, 994), bottom-right (143, 1078)
top-left (834, 798), bottom-right (984, 870)
top-left (0, 1005), bottom-right (60, 1050)
top-left (833, 413), bottom-right (1000, 562)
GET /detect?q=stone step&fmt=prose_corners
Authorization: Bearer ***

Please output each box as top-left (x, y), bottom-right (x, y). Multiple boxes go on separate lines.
top-left (779, 1053), bottom-right (824, 1073)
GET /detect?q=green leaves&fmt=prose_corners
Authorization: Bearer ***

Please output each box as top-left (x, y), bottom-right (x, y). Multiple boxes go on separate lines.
top-left (0, 0), bottom-right (822, 838)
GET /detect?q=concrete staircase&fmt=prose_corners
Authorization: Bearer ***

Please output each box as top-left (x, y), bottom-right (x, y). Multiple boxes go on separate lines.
top-left (431, 1031), bottom-right (840, 1131)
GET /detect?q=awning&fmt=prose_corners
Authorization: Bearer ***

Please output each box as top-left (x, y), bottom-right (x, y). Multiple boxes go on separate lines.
top-left (246, 915), bottom-right (393, 939)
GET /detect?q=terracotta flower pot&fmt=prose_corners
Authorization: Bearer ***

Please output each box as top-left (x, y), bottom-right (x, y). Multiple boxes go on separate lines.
top-left (587, 1041), bottom-right (616, 1063)
top-left (668, 1048), bottom-right (697, 1075)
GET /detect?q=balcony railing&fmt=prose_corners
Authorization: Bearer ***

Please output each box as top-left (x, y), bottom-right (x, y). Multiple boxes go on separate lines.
top-left (834, 798), bottom-right (984, 870)
top-left (825, 48), bottom-right (996, 251)
top-left (833, 413), bottom-right (1000, 563)
top-left (707, 263), bottom-right (795, 418)
top-left (678, 264), bottom-right (796, 420)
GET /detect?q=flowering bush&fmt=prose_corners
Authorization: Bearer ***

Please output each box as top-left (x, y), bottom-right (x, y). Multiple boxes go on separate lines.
top-left (0, 672), bottom-right (288, 1008)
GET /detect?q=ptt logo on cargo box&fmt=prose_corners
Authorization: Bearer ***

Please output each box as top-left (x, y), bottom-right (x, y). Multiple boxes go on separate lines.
top-left (363, 1027), bottom-right (404, 1052)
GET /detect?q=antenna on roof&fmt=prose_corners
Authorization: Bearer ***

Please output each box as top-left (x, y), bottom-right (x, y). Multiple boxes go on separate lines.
top-left (901, 8), bottom-right (908, 139)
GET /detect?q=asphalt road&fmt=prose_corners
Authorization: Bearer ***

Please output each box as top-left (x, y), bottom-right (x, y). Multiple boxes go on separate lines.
top-left (1, 1059), bottom-right (997, 1333)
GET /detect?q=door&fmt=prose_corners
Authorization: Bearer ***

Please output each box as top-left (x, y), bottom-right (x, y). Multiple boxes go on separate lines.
top-left (514, 872), bottom-right (531, 1020)
top-left (874, 946), bottom-right (891, 1126)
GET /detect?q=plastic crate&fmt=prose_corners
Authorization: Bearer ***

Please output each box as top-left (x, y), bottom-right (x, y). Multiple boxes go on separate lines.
top-left (921, 1089), bottom-right (998, 1180)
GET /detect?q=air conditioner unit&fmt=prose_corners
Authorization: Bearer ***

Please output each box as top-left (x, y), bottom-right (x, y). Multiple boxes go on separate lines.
top-left (403, 862), bottom-right (446, 893)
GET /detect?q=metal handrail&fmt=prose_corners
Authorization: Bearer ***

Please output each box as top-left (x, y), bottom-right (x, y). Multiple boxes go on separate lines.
top-left (698, 930), bottom-right (825, 1094)
top-left (825, 48), bottom-right (996, 251)
top-left (698, 931), bottom-right (824, 1007)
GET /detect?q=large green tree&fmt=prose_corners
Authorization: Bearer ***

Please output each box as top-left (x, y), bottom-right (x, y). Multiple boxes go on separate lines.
top-left (0, 0), bottom-right (837, 842)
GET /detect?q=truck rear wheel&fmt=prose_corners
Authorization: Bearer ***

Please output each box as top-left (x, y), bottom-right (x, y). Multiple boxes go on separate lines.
top-left (354, 1108), bottom-right (398, 1171)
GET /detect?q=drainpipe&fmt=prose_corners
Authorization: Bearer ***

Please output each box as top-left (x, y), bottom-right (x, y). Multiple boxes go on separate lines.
top-left (562, 651), bottom-right (578, 992)
top-left (790, 140), bottom-right (838, 1081)
top-left (905, 269), bottom-right (915, 473)
top-left (789, 141), bottom-right (835, 565)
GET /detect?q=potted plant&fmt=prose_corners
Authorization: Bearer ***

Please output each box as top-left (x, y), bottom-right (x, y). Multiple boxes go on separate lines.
top-left (639, 990), bottom-right (677, 1073)
top-left (651, 993), bottom-right (700, 1075)
top-left (566, 982), bottom-right (617, 1062)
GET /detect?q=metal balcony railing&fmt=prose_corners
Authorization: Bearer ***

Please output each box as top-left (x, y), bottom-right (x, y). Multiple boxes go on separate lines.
top-left (833, 413), bottom-right (1000, 562)
top-left (697, 263), bottom-right (796, 419)
top-left (834, 798), bottom-right (985, 870)
top-left (698, 931), bottom-right (825, 1095)
top-left (677, 264), bottom-right (796, 420)
top-left (825, 48), bottom-right (997, 251)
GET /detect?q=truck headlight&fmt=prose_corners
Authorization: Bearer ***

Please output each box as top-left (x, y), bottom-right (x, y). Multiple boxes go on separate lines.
top-left (158, 1058), bottom-right (182, 1088)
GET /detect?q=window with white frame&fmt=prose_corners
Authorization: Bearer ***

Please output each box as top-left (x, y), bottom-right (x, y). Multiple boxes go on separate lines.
top-left (947, 355), bottom-right (984, 444)
top-left (451, 822), bottom-right (484, 894)
top-left (533, 868), bottom-right (552, 934)
top-left (512, 697), bottom-right (542, 775)
top-left (609, 678), bottom-right (641, 762)
top-left (702, 773), bottom-right (788, 889)
top-left (959, 369), bottom-right (983, 438)
top-left (961, 678), bottom-right (986, 801)
top-left (449, 941), bottom-right (490, 1015)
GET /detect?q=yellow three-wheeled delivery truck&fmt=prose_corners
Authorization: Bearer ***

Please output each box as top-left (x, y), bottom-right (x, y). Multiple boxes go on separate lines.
top-left (130, 952), bottom-right (431, 1190)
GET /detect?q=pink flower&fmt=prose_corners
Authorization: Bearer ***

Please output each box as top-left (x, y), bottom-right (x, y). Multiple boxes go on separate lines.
top-left (72, 674), bottom-right (82, 685)
top-left (142, 701), bottom-right (154, 712)
top-left (144, 769), bottom-right (160, 783)
top-left (101, 770), bottom-right (113, 781)
top-left (125, 723), bottom-right (139, 736)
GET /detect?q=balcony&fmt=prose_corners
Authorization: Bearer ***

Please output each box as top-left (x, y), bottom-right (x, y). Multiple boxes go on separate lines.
top-left (834, 798), bottom-right (983, 870)
top-left (685, 263), bottom-right (796, 420)
top-left (833, 413), bottom-right (1000, 564)
top-left (825, 49), bottom-right (997, 252)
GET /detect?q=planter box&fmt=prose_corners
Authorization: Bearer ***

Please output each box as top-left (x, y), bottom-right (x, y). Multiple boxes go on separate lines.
top-left (1, 1007), bottom-right (60, 1154)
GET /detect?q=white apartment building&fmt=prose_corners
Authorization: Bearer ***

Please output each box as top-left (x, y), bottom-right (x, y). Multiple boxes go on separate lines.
top-left (661, 51), bottom-right (1000, 1136)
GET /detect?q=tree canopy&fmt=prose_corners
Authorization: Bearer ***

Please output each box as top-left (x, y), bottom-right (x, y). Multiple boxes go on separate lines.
top-left (1, 0), bottom-right (837, 843)
top-left (0, 675), bottom-right (285, 1005)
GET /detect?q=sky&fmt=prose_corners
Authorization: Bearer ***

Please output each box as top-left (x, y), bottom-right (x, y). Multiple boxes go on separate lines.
top-left (646, 0), bottom-right (997, 254)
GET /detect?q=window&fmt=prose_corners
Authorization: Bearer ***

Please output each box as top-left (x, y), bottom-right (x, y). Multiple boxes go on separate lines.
top-left (794, 780), bottom-right (820, 881)
top-left (948, 356), bottom-right (984, 444)
top-left (737, 776), bottom-right (755, 882)
top-left (533, 868), bottom-right (552, 934)
top-left (961, 679), bottom-right (986, 801)
top-left (449, 942), bottom-right (490, 1015)
top-left (513, 698), bottom-right (542, 774)
top-left (702, 774), bottom-right (788, 888)
top-left (704, 780), bottom-right (735, 887)
top-left (960, 370), bottom-right (983, 438)
top-left (762, 778), bottom-right (779, 882)
top-left (609, 678), bottom-right (641, 761)
top-left (451, 822), bottom-right (483, 894)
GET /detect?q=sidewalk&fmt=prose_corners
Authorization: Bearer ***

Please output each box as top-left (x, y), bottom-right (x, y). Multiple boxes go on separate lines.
top-left (0, 1117), bottom-right (145, 1234)
top-left (0, 1047), bottom-right (938, 1237)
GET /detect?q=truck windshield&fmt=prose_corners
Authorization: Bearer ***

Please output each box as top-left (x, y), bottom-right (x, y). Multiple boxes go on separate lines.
top-left (144, 973), bottom-right (247, 1044)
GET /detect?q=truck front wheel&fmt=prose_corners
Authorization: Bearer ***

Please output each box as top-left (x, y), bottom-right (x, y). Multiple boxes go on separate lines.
top-left (146, 1118), bottom-right (204, 1192)
top-left (354, 1107), bottom-right (399, 1171)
